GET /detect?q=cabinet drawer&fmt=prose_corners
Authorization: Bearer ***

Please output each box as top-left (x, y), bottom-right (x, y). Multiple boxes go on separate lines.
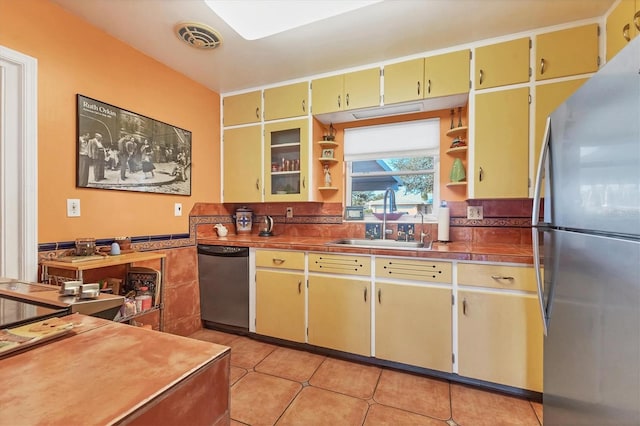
top-left (375, 257), bottom-right (452, 283)
top-left (256, 250), bottom-right (305, 270)
top-left (308, 253), bottom-right (370, 276)
top-left (458, 263), bottom-right (536, 292)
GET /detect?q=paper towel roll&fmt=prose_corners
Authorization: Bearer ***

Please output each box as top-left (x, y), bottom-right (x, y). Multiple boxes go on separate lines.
top-left (438, 207), bottom-right (450, 242)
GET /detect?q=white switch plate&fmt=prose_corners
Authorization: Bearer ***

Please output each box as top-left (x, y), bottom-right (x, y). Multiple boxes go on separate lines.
top-left (286, 207), bottom-right (293, 218)
top-left (467, 206), bottom-right (483, 220)
top-left (174, 203), bottom-right (183, 216)
top-left (67, 199), bottom-right (81, 217)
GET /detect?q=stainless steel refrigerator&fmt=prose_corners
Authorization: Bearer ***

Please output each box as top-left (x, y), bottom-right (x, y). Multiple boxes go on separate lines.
top-left (532, 37), bottom-right (640, 425)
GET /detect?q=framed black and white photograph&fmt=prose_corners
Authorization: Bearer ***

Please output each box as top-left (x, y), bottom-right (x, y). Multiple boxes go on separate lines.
top-left (76, 94), bottom-right (192, 195)
top-left (321, 148), bottom-right (334, 159)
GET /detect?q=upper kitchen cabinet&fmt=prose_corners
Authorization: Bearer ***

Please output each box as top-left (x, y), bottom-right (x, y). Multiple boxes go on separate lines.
top-left (534, 78), bottom-right (588, 172)
top-left (474, 38), bottom-right (530, 89)
top-left (311, 68), bottom-right (380, 115)
top-left (606, 0), bottom-right (640, 61)
top-left (263, 82), bottom-right (309, 121)
top-left (384, 50), bottom-right (470, 104)
top-left (424, 50), bottom-right (470, 98)
top-left (535, 23), bottom-right (600, 80)
top-left (222, 125), bottom-right (262, 202)
top-left (474, 87), bottom-right (529, 199)
top-left (383, 58), bottom-right (423, 104)
top-left (264, 118), bottom-right (309, 201)
top-left (223, 90), bottom-right (262, 127)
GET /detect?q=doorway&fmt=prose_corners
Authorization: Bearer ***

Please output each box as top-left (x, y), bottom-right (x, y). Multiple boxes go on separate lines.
top-left (0, 45), bottom-right (38, 281)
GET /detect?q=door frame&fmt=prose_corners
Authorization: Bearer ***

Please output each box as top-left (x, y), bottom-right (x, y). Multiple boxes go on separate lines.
top-left (0, 45), bottom-right (38, 281)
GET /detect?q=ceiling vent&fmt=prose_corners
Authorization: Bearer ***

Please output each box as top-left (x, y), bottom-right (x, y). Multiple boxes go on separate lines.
top-left (175, 22), bottom-right (222, 49)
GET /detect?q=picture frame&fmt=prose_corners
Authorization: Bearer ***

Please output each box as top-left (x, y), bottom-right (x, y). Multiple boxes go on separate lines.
top-left (76, 94), bottom-right (192, 195)
top-left (321, 148), bottom-right (334, 159)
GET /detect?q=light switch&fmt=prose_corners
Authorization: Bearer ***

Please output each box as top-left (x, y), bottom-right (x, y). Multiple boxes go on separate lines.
top-left (174, 203), bottom-right (183, 216)
top-left (67, 199), bottom-right (81, 217)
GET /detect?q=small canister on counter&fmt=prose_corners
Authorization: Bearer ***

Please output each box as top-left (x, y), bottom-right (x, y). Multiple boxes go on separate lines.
top-left (135, 286), bottom-right (152, 312)
top-left (235, 206), bottom-right (253, 234)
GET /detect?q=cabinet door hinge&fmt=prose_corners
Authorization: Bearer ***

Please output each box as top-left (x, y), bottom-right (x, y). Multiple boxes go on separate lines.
top-left (528, 94), bottom-right (532, 104)
top-left (306, 327), bottom-right (309, 336)
top-left (469, 50), bottom-right (472, 60)
top-left (451, 294), bottom-right (455, 306)
top-left (452, 353), bottom-right (456, 364)
top-left (529, 39), bottom-right (532, 49)
top-left (469, 80), bottom-right (471, 90)
top-left (597, 25), bottom-right (601, 37)
top-left (528, 177), bottom-right (532, 188)
top-left (597, 56), bottom-right (601, 67)
top-left (380, 68), bottom-right (384, 77)
top-left (529, 67), bottom-right (532, 77)
top-left (255, 318), bottom-right (257, 327)
top-left (306, 279), bottom-right (309, 288)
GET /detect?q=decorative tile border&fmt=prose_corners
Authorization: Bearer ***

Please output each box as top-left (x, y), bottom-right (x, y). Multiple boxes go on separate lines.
top-left (450, 217), bottom-right (531, 227)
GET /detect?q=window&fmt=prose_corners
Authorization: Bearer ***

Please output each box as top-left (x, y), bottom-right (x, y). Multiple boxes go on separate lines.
top-left (344, 119), bottom-right (440, 220)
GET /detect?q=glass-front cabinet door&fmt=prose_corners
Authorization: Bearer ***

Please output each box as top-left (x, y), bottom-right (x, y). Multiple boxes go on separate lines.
top-left (264, 119), bottom-right (309, 201)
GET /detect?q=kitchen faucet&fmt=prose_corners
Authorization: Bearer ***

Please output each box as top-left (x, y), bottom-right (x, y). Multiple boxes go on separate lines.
top-left (416, 203), bottom-right (430, 244)
top-left (382, 187), bottom-right (397, 240)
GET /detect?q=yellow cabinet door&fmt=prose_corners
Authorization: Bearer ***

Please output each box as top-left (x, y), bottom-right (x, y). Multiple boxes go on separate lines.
top-left (263, 82), bottom-right (309, 121)
top-left (264, 118), bottom-right (309, 202)
top-left (308, 275), bottom-right (371, 356)
top-left (474, 87), bottom-right (529, 198)
top-left (606, 0), bottom-right (638, 61)
top-left (223, 90), bottom-right (262, 126)
top-left (457, 290), bottom-right (543, 392)
top-left (256, 270), bottom-right (305, 342)
top-left (424, 49), bottom-right (470, 98)
top-left (536, 24), bottom-right (600, 80)
top-left (534, 79), bottom-right (588, 172)
top-left (343, 68), bottom-right (380, 110)
top-left (383, 58), bottom-right (424, 104)
top-left (375, 283), bottom-right (452, 372)
top-left (311, 75), bottom-right (344, 115)
top-left (222, 125), bottom-right (262, 202)
top-left (475, 38), bottom-right (530, 89)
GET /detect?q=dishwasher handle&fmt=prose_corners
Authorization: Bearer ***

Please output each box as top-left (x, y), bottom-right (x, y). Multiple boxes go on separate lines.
top-left (197, 245), bottom-right (249, 257)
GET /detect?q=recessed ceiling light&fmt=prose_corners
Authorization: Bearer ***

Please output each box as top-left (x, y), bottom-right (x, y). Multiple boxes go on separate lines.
top-left (205, 0), bottom-right (382, 40)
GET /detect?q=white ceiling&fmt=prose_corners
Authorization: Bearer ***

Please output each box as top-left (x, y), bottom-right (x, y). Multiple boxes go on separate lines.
top-left (51, 0), bottom-right (614, 95)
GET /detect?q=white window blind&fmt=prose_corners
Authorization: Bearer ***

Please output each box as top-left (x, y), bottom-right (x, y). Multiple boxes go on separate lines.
top-left (344, 118), bottom-right (440, 161)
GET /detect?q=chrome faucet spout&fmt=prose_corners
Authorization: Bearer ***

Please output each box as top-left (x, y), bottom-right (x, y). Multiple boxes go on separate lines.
top-left (382, 188), bottom-right (397, 240)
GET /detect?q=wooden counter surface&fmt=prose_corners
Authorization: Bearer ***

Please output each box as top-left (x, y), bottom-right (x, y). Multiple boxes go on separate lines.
top-left (198, 234), bottom-right (534, 264)
top-left (0, 314), bottom-right (230, 425)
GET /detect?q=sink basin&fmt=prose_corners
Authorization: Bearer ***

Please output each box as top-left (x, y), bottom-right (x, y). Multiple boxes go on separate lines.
top-left (326, 238), bottom-right (432, 250)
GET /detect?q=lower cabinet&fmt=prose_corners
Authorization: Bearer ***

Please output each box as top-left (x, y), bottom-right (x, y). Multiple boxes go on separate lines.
top-left (457, 262), bottom-right (543, 392)
top-left (255, 270), bottom-right (305, 342)
top-left (308, 275), bottom-right (371, 356)
top-left (375, 283), bottom-right (452, 372)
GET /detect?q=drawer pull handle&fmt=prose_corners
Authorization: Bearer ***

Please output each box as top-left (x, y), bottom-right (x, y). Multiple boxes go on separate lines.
top-left (364, 287), bottom-right (367, 302)
top-left (540, 58), bottom-right (546, 75)
top-left (298, 280), bottom-right (302, 294)
top-left (463, 299), bottom-right (468, 316)
top-left (272, 258), bottom-right (285, 265)
top-left (255, 107), bottom-right (260, 119)
top-left (479, 69), bottom-right (484, 85)
top-left (337, 95), bottom-right (341, 109)
top-left (635, 11), bottom-right (640, 32)
top-left (378, 289), bottom-right (382, 304)
top-left (255, 179), bottom-right (260, 190)
top-left (427, 79), bottom-right (431, 94)
top-left (302, 99), bottom-right (306, 112)
top-left (417, 81), bottom-right (420, 96)
top-left (491, 275), bottom-right (514, 280)
top-left (346, 93), bottom-right (350, 107)
top-left (623, 24), bottom-right (631, 42)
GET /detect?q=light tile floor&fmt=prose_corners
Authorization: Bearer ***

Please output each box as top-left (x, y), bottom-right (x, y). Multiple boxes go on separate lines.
top-left (189, 329), bottom-right (543, 426)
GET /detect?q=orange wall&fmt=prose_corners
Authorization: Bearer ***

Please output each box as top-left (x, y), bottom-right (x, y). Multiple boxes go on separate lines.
top-left (0, 0), bottom-right (220, 243)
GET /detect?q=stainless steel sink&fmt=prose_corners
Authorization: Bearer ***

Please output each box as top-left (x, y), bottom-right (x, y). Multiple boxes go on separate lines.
top-left (326, 238), bottom-right (432, 250)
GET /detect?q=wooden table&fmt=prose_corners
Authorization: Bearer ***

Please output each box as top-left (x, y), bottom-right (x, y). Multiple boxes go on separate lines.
top-left (0, 314), bottom-right (230, 425)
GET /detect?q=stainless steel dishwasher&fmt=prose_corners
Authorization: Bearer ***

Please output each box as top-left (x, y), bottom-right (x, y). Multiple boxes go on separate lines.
top-left (197, 245), bottom-right (249, 333)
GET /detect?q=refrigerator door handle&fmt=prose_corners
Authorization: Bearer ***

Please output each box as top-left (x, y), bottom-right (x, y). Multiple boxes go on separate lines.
top-left (532, 229), bottom-right (550, 336)
top-left (532, 116), bottom-right (551, 227)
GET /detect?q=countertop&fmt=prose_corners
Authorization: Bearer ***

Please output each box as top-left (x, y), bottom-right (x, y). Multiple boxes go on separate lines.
top-left (198, 234), bottom-right (534, 264)
top-left (0, 314), bottom-right (230, 425)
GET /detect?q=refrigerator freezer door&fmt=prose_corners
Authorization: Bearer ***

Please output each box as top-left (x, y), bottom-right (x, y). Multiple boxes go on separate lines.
top-left (544, 230), bottom-right (640, 425)
top-left (544, 38), bottom-right (640, 236)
